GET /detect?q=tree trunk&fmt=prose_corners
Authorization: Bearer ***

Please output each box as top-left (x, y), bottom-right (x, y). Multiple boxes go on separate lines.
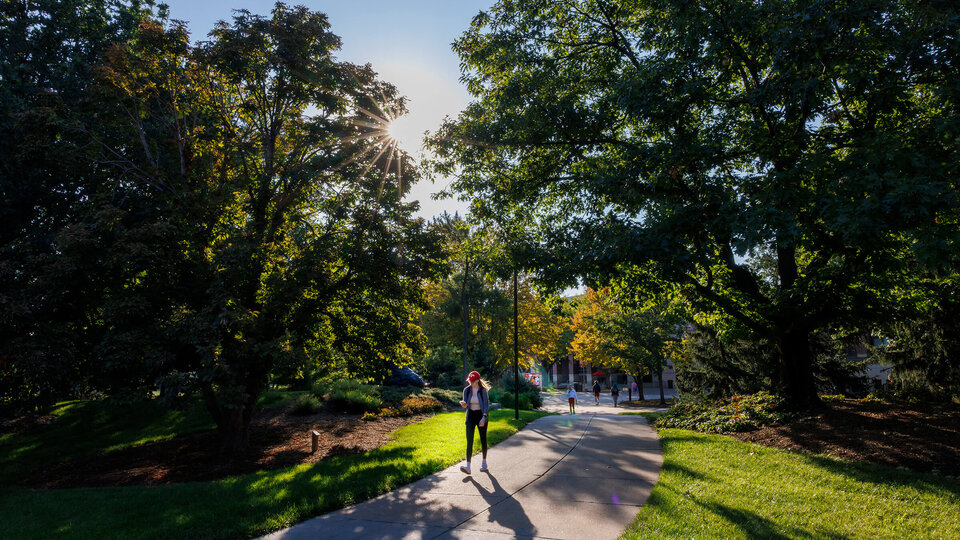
top-left (778, 326), bottom-right (820, 410)
top-left (218, 407), bottom-right (250, 454)
top-left (657, 361), bottom-right (666, 406)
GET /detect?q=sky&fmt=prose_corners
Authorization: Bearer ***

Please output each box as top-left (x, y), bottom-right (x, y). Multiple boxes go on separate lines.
top-left (161, 0), bottom-right (493, 220)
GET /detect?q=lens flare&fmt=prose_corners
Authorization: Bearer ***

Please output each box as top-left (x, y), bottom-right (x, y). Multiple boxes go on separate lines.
top-left (338, 93), bottom-right (416, 202)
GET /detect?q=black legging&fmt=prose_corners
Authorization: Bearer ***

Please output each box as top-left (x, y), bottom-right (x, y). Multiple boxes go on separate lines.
top-left (465, 409), bottom-right (488, 462)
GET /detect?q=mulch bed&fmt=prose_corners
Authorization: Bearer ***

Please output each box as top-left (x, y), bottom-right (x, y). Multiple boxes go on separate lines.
top-left (19, 406), bottom-right (433, 490)
top-left (732, 399), bottom-right (960, 476)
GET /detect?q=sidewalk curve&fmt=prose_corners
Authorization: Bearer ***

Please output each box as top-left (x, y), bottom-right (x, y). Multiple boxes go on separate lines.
top-left (258, 412), bottom-right (662, 540)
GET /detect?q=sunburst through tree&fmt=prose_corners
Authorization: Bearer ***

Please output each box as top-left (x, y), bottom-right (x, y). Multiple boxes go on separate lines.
top-left (336, 86), bottom-right (416, 202)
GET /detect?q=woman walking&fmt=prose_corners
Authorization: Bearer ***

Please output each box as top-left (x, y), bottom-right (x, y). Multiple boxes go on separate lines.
top-left (592, 379), bottom-right (601, 405)
top-left (611, 383), bottom-right (620, 407)
top-left (566, 384), bottom-right (577, 414)
top-left (459, 371), bottom-right (490, 474)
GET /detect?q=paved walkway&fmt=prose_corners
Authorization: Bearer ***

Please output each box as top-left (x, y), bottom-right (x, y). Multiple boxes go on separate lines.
top-left (538, 389), bottom-right (672, 415)
top-left (259, 400), bottom-right (664, 540)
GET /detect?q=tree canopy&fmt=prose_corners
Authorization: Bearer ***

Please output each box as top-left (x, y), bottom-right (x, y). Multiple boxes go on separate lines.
top-left (431, 0), bottom-right (960, 408)
top-left (0, 2), bottom-right (445, 452)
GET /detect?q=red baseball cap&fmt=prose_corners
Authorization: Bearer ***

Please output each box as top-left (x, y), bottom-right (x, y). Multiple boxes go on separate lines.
top-left (466, 371), bottom-right (481, 383)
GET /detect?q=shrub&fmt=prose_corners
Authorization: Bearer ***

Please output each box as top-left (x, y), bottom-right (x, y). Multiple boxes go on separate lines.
top-left (401, 394), bottom-right (444, 414)
top-left (489, 385), bottom-right (541, 409)
top-left (655, 391), bottom-right (792, 433)
top-left (497, 391), bottom-right (532, 410)
top-left (380, 394), bottom-right (443, 417)
top-left (380, 385), bottom-right (418, 407)
top-left (422, 387), bottom-right (461, 407)
top-left (291, 395), bottom-right (321, 415)
top-left (499, 374), bottom-right (544, 408)
top-left (315, 379), bottom-right (381, 413)
top-left (361, 411), bottom-right (378, 421)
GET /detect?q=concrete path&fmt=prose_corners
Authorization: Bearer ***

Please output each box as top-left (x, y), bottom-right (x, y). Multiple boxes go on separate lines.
top-left (258, 411), bottom-right (663, 540)
top-left (538, 389), bottom-right (671, 415)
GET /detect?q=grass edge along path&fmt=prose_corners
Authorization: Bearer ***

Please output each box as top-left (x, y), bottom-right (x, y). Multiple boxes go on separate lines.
top-left (621, 414), bottom-right (960, 539)
top-left (1, 408), bottom-right (548, 540)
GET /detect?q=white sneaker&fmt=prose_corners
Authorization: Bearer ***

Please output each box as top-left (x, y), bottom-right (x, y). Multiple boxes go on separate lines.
top-left (460, 462), bottom-right (471, 474)
top-left (480, 461), bottom-right (488, 472)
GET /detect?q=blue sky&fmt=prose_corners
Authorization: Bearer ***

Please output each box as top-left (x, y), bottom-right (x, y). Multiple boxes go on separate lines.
top-left (161, 0), bottom-right (492, 219)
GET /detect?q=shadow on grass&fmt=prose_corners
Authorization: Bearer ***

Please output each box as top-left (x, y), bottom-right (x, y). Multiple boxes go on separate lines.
top-left (796, 451), bottom-right (960, 500)
top-left (636, 429), bottom-right (960, 540)
top-left (0, 399), bottom-right (214, 484)
top-left (1, 409), bottom-right (548, 539)
top-left (2, 444), bottom-right (442, 540)
top-left (658, 483), bottom-right (851, 540)
top-left (664, 428), bottom-right (960, 498)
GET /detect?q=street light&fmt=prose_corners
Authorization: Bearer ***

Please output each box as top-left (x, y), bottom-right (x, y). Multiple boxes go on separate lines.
top-left (513, 268), bottom-right (519, 420)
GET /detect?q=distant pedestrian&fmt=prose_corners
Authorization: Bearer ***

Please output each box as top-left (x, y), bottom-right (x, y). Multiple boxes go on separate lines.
top-left (566, 385), bottom-right (577, 414)
top-left (459, 371), bottom-right (490, 474)
top-left (611, 383), bottom-right (620, 407)
top-left (592, 380), bottom-right (601, 405)
top-left (631, 381), bottom-right (639, 400)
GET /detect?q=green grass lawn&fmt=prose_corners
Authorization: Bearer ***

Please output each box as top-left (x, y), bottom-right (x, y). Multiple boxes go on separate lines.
top-left (622, 417), bottom-right (960, 539)
top-left (1, 408), bottom-right (547, 539)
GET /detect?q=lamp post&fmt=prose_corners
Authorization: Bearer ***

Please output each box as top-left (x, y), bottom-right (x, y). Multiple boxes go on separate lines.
top-left (513, 268), bottom-right (519, 420)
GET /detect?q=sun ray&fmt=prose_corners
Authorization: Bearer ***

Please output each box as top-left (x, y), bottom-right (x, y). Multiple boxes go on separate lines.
top-left (340, 129), bottom-right (388, 145)
top-left (360, 138), bottom-right (394, 184)
top-left (395, 146), bottom-right (403, 194)
top-left (332, 134), bottom-right (390, 171)
top-left (377, 139), bottom-right (398, 201)
top-left (356, 106), bottom-right (389, 126)
top-left (327, 79), bottom-right (416, 205)
top-left (348, 117), bottom-right (384, 130)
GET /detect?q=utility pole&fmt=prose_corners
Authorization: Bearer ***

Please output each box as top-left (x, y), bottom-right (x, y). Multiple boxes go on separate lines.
top-left (513, 269), bottom-right (519, 420)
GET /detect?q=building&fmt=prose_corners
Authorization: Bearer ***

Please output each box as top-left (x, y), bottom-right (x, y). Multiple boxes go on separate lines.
top-left (539, 354), bottom-right (676, 397)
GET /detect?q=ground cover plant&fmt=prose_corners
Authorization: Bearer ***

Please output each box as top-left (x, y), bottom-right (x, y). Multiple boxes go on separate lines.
top-left (313, 379), bottom-right (382, 413)
top-left (623, 418), bottom-right (960, 540)
top-left (655, 392), bottom-right (793, 433)
top-left (0, 409), bottom-right (548, 539)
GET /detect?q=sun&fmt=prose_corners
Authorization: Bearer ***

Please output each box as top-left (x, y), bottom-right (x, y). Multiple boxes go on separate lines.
top-left (335, 99), bottom-right (420, 201)
top-left (386, 114), bottom-right (420, 153)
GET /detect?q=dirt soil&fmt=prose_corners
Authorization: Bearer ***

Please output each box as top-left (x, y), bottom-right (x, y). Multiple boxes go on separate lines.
top-left (733, 399), bottom-right (960, 476)
top-left (20, 406), bottom-right (434, 489)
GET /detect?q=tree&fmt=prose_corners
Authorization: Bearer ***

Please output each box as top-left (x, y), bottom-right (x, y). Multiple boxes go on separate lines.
top-left (873, 266), bottom-right (960, 400)
top-left (69, 4), bottom-right (442, 452)
top-left (568, 287), bottom-right (614, 369)
top-left (569, 285), bottom-right (681, 405)
top-left (0, 0), bottom-right (154, 412)
top-left (501, 274), bottom-right (566, 370)
top-left (431, 0), bottom-right (960, 409)
top-left (598, 308), bottom-right (680, 406)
